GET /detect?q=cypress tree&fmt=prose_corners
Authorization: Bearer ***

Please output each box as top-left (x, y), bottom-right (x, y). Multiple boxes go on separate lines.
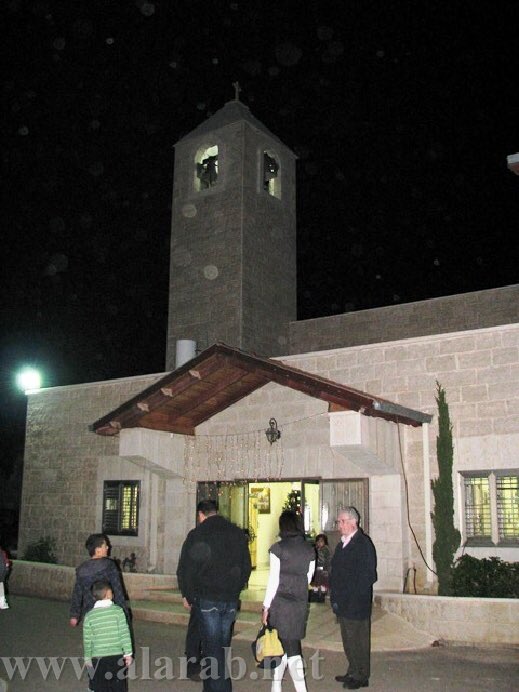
top-left (431, 382), bottom-right (461, 595)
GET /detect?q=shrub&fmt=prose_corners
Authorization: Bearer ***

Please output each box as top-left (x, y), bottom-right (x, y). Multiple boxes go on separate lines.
top-left (451, 554), bottom-right (519, 598)
top-left (22, 536), bottom-right (58, 563)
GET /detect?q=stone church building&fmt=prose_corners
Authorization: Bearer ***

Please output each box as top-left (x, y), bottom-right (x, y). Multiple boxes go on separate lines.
top-left (18, 98), bottom-right (519, 594)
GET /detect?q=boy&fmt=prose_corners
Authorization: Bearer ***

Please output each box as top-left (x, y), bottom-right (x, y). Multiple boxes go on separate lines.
top-left (70, 533), bottom-right (128, 626)
top-left (83, 581), bottom-right (133, 691)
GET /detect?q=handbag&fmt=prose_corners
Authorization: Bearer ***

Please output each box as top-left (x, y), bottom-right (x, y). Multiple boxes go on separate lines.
top-left (251, 624), bottom-right (284, 668)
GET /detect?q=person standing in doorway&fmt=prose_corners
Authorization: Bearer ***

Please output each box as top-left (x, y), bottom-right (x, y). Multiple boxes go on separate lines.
top-left (262, 510), bottom-right (315, 692)
top-left (177, 499), bottom-right (251, 692)
top-left (330, 507), bottom-right (377, 690)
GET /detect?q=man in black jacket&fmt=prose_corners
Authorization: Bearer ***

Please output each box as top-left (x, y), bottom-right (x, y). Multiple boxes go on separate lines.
top-left (177, 499), bottom-right (251, 692)
top-left (330, 507), bottom-right (377, 690)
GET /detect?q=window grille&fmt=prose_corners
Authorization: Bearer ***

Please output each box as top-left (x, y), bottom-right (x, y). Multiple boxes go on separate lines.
top-left (496, 475), bottom-right (519, 544)
top-left (463, 476), bottom-right (491, 539)
top-left (102, 481), bottom-right (140, 536)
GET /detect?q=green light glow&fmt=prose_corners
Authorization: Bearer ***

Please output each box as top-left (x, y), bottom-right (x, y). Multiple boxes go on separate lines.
top-left (16, 368), bottom-right (42, 393)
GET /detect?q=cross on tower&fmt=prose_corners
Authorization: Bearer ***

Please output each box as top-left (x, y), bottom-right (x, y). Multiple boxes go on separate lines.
top-left (232, 81), bottom-right (241, 101)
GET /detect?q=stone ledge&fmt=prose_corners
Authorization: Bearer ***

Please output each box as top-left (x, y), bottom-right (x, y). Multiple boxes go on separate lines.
top-left (8, 560), bottom-right (177, 601)
top-left (375, 592), bottom-right (519, 646)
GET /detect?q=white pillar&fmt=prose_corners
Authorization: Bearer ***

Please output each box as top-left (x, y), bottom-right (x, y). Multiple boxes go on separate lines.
top-left (422, 423), bottom-right (433, 583)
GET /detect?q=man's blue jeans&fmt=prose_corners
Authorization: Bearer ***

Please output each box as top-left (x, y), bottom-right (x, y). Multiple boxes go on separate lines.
top-left (196, 598), bottom-right (237, 692)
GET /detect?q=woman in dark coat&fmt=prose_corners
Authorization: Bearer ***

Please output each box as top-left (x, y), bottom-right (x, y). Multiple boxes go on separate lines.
top-left (262, 511), bottom-right (315, 692)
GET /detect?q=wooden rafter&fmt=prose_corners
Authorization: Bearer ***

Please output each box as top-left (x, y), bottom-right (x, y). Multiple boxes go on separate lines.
top-left (91, 342), bottom-right (431, 436)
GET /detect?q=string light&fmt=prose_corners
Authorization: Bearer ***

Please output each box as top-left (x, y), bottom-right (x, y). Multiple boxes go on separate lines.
top-left (182, 410), bottom-right (328, 487)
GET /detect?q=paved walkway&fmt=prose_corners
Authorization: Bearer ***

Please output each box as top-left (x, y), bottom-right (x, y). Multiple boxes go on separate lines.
top-left (239, 568), bottom-right (435, 652)
top-left (131, 578), bottom-right (437, 653)
top-left (232, 600), bottom-right (436, 653)
top-left (1, 596), bottom-right (518, 691)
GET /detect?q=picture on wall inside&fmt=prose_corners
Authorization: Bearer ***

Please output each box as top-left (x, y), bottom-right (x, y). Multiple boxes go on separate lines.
top-left (251, 487), bottom-right (270, 514)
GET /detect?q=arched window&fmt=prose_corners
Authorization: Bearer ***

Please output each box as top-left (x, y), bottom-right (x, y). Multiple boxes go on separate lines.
top-left (195, 145), bottom-right (218, 191)
top-left (263, 149), bottom-right (280, 198)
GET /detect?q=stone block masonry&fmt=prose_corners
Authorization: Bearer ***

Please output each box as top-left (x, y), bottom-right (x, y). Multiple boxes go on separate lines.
top-left (289, 285), bottom-right (519, 354)
top-left (18, 373), bottom-right (164, 568)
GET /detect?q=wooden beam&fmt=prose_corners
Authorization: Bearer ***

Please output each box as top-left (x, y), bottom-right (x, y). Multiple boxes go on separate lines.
top-left (139, 420), bottom-right (195, 436)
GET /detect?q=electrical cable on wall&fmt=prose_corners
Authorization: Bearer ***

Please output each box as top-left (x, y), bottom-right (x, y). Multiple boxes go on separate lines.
top-left (396, 420), bottom-right (437, 578)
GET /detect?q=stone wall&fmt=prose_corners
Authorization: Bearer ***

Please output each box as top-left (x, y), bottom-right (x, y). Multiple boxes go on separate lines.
top-left (18, 373), bottom-right (163, 567)
top-left (375, 592), bottom-right (519, 646)
top-left (289, 285), bottom-right (519, 354)
top-left (9, 562), bottom-right (517, 647)
top-left (8, 560), bottom-right (176, 601)
top-left (19, 315), bottom-right (519, 590)
top-left (282, 323), bottom-right (519, 577)
top-left (195, 383), bottom-right (411, 591)
top-left (186, 321), bottom-right (519, 590)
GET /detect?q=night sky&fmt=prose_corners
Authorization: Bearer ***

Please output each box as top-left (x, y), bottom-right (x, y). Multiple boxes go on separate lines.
top-left (2, 1), bottom-right (519, 474)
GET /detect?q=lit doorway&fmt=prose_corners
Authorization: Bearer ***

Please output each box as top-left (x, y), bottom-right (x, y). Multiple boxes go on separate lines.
top-left (196, 479), bottom-right (321, 588)
top-left (196, 478), bottom-right (369, 590)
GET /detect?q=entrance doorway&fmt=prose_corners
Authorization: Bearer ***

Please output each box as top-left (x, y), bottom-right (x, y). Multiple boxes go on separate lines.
top-left (196, 478), bottom-right (369, 589)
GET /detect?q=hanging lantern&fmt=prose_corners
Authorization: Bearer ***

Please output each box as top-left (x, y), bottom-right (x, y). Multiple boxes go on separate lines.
top-left (265, 417), bottom-right (281, 445)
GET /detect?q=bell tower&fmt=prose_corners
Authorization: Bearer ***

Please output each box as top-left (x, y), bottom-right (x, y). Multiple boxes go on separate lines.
top-left (165, 91), bottom-right (297, 369)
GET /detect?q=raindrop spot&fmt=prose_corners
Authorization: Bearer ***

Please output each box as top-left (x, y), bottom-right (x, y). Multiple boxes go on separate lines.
top-left (182, 204), bottom-right (197, 218)
top-left (317, 26), bottom-right (334, 41)
top-left (328, 41), bottom-right (344, 56)
top-left (203, 265), bottom-right (218, 280)
top-left (139, 2), bottom-right (155, 16)
top-left (275, 42), bottom-right (302, 67)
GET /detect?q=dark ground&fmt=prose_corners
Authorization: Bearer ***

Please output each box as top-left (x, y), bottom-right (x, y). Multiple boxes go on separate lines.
top-left (0, 597), bottom-right (518, 691)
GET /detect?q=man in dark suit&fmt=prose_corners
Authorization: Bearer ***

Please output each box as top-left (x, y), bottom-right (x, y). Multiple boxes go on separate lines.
top-left (330, 507), bottom-right (377, 690)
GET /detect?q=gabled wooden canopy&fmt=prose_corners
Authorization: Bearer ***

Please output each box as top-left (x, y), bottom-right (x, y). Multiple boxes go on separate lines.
top-left (91, 343), bottom-right (432, 437)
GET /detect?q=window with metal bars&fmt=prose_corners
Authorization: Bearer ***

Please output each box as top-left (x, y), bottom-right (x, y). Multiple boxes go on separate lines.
top-left (496, 475), bottom-right (519, 544)
top-left (102, 481), bottom-right (140, 536)
top-left (463, 476), bottom-right (491, 542)
top-left (462, 472), bottom-right (519, 545)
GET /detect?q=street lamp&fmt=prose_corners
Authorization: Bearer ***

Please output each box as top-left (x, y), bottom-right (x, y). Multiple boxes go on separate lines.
top-left (16, 367), bottom-right (42, 394)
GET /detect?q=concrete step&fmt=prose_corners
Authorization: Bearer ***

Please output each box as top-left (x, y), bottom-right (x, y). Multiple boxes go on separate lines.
top-left (131, 598), bottom-right (260, 632)
top-left (141, 588), bottom-right (183, 604)
top-left (140, 588), bottom-right (263, 613)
